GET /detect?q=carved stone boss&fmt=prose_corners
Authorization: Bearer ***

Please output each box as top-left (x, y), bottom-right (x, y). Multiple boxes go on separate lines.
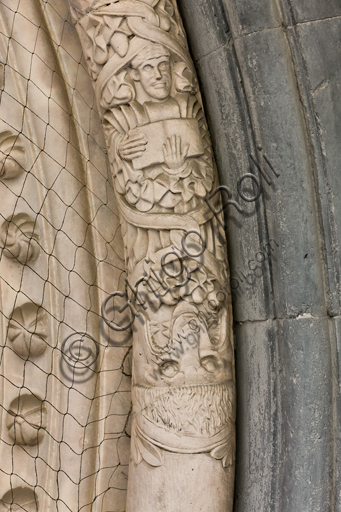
top-left (68, 1), bottom-right (235, 509)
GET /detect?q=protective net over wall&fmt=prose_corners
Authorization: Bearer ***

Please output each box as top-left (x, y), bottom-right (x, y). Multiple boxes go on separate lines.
top-left (0, 1), bottom-right (131, 511)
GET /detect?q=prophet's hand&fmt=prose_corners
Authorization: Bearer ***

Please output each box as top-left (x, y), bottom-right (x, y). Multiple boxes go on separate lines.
top-left (163, 135), bottom-right (190, 170)
top-left (118, 131), bottom-right (148, 161)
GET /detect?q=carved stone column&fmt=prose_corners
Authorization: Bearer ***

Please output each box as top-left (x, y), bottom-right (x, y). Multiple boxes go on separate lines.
top-left (67, 1), bottom-right (236, 509)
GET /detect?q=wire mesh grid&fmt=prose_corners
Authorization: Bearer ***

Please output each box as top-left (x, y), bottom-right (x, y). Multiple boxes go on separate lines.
top-left (0, 1), bottom-right (131, 511)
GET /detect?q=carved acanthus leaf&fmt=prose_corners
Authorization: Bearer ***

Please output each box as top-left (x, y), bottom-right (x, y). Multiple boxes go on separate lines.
top-left (132, 427), bottom-right (164, 467)
top-left (210, 428), bottom-right (236, 468)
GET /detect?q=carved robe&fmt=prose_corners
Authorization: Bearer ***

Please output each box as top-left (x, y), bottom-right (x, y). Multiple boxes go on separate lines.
top-left (103, 92), bottom-right (213, 213)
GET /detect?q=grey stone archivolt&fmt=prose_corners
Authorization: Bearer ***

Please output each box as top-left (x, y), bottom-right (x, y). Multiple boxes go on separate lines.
top-left (0, 131), bottom-right (27, 180)
top-left (6, 394), bottom-right (47, 446)
top-left (0, 213), bottom-right (40, 264)
top-left (0, 487), bottom-right (38, 512)
top-left (8, 303), bottom-right (48, 357)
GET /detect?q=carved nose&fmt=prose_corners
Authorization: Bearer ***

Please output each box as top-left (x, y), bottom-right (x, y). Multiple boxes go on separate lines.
top-left (154, 68), bottom-right (162, 79)
top-left (180, 353), bottom-right (214, 381)
top-left (181, 353), bottom-right (201, 373)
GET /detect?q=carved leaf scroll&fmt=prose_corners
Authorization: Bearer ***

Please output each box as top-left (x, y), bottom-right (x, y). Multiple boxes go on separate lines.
top-left (210, 428), bottom-right (236, 468)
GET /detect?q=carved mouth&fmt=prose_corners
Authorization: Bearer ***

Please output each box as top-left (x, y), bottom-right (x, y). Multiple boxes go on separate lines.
top-left (152, 83), bottom-right (168, 88)
top-left (133, 381), bottom-right (235, 437)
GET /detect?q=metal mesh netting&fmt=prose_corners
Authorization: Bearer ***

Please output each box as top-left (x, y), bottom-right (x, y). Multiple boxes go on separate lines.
top-left (0, 1), bottom-right (131, 511)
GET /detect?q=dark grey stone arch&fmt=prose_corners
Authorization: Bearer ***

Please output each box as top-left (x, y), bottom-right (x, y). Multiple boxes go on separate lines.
top-left (178, 0), bottom-right (341, 510)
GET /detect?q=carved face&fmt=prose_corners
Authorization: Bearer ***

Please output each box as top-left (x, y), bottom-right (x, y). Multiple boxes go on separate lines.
top-left (132, 55), bottom-right (172, 101)
top-left (157, 311), bottom-right (231, 386)
top-left (133, 302), bottom-right (233, 387)
top-left (132, 303), bottom-right (234, 440)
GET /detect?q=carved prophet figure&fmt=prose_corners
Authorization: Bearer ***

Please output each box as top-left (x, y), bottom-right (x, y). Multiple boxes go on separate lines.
top-left (68, 0), bottom-right (236, 510)
top-left (103, 42), bottom-right (212, 215)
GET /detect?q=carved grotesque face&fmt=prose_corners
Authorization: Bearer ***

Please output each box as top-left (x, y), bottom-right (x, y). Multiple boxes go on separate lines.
top-left (157, 311), bottom-right (231, 387)
top-left (132, 304), bottom-right (234, 439)
top-left (131, 55), bottom-right (172, 101)
top-left (133, 303), bottom-right (233, 388)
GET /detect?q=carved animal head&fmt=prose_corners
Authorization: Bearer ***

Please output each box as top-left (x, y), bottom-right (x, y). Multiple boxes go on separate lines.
top-left (136, 301), bottom-right (233, 387)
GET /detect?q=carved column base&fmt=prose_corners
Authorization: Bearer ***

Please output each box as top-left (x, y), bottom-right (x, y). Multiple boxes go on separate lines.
top-left (127, 452), bottom-right (234, 512)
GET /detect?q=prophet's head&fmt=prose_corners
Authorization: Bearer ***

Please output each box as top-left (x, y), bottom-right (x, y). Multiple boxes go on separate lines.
top-left (129, 43), bottom-right (172, 101)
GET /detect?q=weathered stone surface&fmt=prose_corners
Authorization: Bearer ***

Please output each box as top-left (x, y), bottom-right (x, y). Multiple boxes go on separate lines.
top-left (334, 316), bottom-right (341, 511)
top-left (222, 0), bottom-right (281, 36)
top-left (178, 0), bottom-right (230, 60)
top-left (278, 317), bottom-right (334, 512)
top-left (234, 28), bottom-right (326, 319)
top-left (295, 17), bottom-right (341, 315)
top-left (195, 43), bottom-right (276, 322)
top-left (234, 320), bottom-right (278, 512)
top-left (179, 1), bottom-right (340, 511)
top-left (290, 0), bottom-right (341, 23)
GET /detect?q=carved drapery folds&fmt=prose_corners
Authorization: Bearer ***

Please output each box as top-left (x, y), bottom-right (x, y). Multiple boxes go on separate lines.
top-left (68, 0), bottom-right (235, 509)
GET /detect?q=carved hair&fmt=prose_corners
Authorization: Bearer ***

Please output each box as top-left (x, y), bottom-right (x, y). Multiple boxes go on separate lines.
top-left (130, 42), bottom-right (171, 70)
top-left (100, 44), bottom-right (196, 109)
top-left (133, 382), bottom-right (233, 436)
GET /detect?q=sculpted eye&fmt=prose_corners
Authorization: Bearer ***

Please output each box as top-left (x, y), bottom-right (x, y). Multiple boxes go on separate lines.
top-left (143, 64), bottom-right (152, 71)
top-left (159, 61), bottom-right (168, 70)
top-left (160, 360), bottom-right (179, 378)
top-left (201, 356), bottom-right (220, 373)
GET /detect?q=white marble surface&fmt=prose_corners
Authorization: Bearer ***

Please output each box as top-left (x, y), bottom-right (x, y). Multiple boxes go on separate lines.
top-left (0, 1), bottom-right (128, 511)
top-left (68, 0), bottom-right (236, 510)
top-left (0, 0), bottom-right (236, 510)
